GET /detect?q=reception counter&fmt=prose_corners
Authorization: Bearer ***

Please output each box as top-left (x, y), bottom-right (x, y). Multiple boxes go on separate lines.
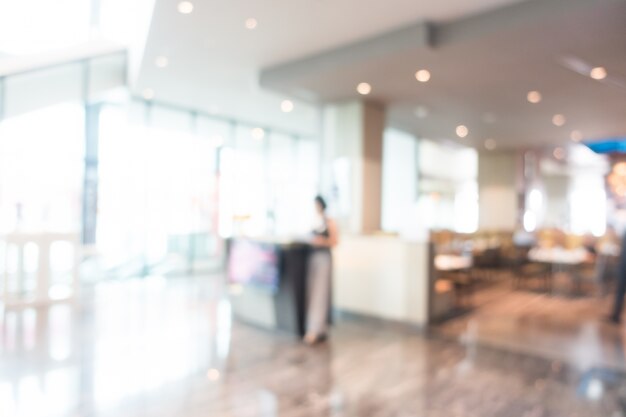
top-left (227, 234), bottom-right (436, 335)
top-left (333, 235), bottom-right (433, 327)
top-left (227, 238), bottom-right (311, 336)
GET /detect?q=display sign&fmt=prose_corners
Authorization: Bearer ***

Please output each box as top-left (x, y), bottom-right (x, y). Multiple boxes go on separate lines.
top-left (228, 240), bottom-right (280, 292)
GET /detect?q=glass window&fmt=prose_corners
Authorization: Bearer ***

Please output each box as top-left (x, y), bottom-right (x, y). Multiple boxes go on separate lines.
top-left (570, 175), bottom-right (607, 236)
top-left (97, 104), bottom-right (218, 274)
top-left (0, 102), bottom-right (84, 233)
top-left (417, 139), bottom-right (478, 233)
top-left (382, 128), bottom-right (417, 233)
top-left (220, 126), bottom-right (268, 237)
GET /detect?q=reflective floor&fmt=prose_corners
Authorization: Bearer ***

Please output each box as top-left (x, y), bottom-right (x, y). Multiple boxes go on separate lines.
top-left (435, 281), bottom-right (626, 372)
top-left (2, 276), bottom-right (626, 417)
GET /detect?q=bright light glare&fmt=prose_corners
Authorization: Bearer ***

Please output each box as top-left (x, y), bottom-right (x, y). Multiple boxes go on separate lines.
top-left (528, 188), bottom-right (543, 211)
top-left (523, 211), bottom-right (537, 232)
top-left (281, 100), bottom-right (294, 113)
top-left (552, 114), bottom-right (566, 127)
top-left (178, 1), bottom-right (194, 14)
top-left (357, 83), bottom-right (371, 95)
top-left (527, 91), bottom-right (542, 104)
top-left (415, 69), bottom-right (431, 82)
top-left (570, 180), bottom-right (606, 237)
top-left (456, 125), bottom-right (469, 138)
top-left (590, 67), bottom-right (607, 80)
top-left (454, 183), bottom-right (479, 233)
top-left (0, 0), bottom-right (90, 55)
top-left (586, 378), bottom-right (604, 400)
top-left (251, 128), bottom-right (265, 140)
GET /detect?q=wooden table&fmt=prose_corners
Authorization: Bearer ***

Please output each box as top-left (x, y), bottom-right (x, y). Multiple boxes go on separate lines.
top-left (435, 254), bottom-right (473, 272)
top-left (528, 247), bottom-right (590, 295)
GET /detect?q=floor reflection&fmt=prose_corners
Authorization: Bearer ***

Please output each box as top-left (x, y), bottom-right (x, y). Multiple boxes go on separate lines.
top-left (436, 285), bottom-right (626, 373)
top-left (1, 276), bottom-right (626, 417)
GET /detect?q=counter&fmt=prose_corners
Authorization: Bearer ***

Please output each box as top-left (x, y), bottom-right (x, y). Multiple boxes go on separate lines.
top-left (333, 235), bottom-right (432, 327)
top-left (226, 237), bottom-right (311, 336)
top-left (228, 234), bottom-right (435, 334)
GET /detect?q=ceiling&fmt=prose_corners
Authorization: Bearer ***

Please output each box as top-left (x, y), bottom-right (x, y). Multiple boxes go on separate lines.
top-left (137, 0), bottom-right (626, 149)
top-left (136, 0), bottom-right (527, 137)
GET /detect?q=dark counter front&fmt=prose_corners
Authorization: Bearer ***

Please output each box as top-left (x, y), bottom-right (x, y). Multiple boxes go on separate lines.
top-left (226, 238), bottom-right (311, 336)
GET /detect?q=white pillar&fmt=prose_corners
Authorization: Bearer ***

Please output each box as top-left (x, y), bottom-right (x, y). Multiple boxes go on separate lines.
top-left (478, 151), bottom-right (519, 231)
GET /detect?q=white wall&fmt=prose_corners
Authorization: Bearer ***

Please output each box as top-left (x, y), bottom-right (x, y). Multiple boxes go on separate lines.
top-left (334, 235), bottom-right (430, 326)
top-left (478, 151), bottom-right (518, 230)
top-left (382, 128), bottom-right (417, 233)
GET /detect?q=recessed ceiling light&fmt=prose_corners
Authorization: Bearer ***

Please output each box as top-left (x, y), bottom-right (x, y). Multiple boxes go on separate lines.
top-left (357, 82), bottom-right (371, 95)
top-left (456, 125), bottom-right (469, 138)
top-left (527, 91), bottom-right (542, 104)
top-left (207, 369), bottom-right (220, 381)
top-left (251, 127), bottom-right (265, 140)
top-left (142, 88), bottom-right (155, 100)
top-left (414, 106), bottom-right (428, 118)
top-left (485, 139), bottom-right (497, 150)
top-left (245, 18), bottom-right (258, 30)
top-left (553, 147), bottom-right (565, 160)
top-left (281, 100), bottom-right (294, 113)
top-left (590, 67), bottom-right (607, 80)
top-left (415, 69), bottom-right (431, 83)
top-left (552, 114), bottom-right (566, 127)
top-left (570, 130), bottom-right (583, 142)
top-left (177, 1), bottom-right (194, 14)
top-left (155, 56), bottom-right (169, 68)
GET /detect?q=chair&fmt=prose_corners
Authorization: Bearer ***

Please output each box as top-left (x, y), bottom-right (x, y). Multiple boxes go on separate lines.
top-left (508, 245), bottom-right (551, 292)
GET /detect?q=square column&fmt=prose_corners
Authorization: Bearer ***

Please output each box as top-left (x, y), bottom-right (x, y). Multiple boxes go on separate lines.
top-left (478, 151), bottom-right (520, 231)
top-left (322, 101), bottom-right (385, 234)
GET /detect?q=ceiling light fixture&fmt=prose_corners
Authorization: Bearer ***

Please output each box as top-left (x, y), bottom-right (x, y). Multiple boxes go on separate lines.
top-left (142, 88), bottom-right (155, 100)
top-left (245, 18), bottom-right (258, 30)
top-left (553, 147), bottom-right (565, 160)
top-left (485, 139), bottom-right (497, 150)
top-left (552, 114), bottom-right (566, 127)
top-left (527, 91), bottom-right (542, 104)
top-left (456, 125), bottom-right (469, 138)
top-left (251, 127), bottom-right (265, 140)
top-left (207, 369), bottom-right (220, 381)
top-left (281, 100), bottom-right (294, 113)
top-left (177, 1), bottom-right (194, 14)
top-left (570, 130), bottom-right (583, 142)
top-left (590, 67), bottom-right (607, 80)
top-left (357, 82), bottom-right (371, 95)
top-left (415, 69), bottom-right (431, 83)
top-left (155, 56), bottom-right (169, 68)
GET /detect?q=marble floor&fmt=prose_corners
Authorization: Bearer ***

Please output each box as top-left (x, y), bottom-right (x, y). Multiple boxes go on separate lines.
top-left (435, 281), bottom-right (626, 372)
top-left (2, 276), bottom-right (626, 417)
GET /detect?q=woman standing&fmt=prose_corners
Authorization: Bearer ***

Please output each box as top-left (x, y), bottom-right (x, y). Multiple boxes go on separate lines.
top-left (304, 195), bottom-right (339, 345)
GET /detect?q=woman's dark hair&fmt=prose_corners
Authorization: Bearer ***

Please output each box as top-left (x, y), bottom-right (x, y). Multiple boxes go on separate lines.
top-left (314, 195), bottom-right (327, 211)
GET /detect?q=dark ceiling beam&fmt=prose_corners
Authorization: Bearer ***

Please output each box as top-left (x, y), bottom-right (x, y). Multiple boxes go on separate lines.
top-left (259, 0), bottom-right (622, 98)
top-left (434, 0), bottom-right (622, 45)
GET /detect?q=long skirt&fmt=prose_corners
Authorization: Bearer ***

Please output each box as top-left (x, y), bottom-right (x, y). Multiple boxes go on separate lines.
top-left (306, 249), bottom-right (332, 335)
